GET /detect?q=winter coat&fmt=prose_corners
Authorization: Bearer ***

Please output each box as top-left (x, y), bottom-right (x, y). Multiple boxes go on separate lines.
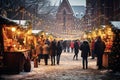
top-left (62, 41), bottom-right (66, 48)
top-left (80, 41), bottom-right (90, 58)
top-left (70, 41), bottom-right (74, 48)
top-left (42, 44), bottom-right (49, 55)
top-left (49, 41), bottom-right (57, 56)
top-left (94, 40), bottom-right (106, 55)
top-left (56, 41), bottom-right (62, 55)
top-left (74, 41), bottom-right (79, 54)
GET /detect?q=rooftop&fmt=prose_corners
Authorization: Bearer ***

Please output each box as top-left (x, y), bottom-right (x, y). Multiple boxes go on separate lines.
top-left (38, 6), bottom-right (86, 19)
top-left (111, 21), bottom-right (120, 29)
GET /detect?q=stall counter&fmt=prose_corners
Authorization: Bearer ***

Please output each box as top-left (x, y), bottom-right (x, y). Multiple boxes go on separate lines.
top-left (3, 49), bottom-right (31, 74)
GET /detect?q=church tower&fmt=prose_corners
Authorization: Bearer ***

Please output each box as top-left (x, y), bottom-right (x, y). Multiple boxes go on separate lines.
top-left (56, 0), bottom-right (74, 34)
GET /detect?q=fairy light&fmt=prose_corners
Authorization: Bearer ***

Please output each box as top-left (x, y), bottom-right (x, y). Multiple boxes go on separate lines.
top-left (11, 27), bottom-right (16, 32)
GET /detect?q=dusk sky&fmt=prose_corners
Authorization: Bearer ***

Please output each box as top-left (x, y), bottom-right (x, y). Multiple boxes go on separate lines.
top-left (50, 0), bottom-right (86, 6)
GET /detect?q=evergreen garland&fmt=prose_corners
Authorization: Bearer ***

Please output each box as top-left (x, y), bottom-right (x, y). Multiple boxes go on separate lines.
top-left (109, 26), bottom-right (120, 72)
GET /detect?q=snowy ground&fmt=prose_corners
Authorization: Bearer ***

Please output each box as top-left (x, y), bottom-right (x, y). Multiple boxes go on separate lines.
top-left (0, 51), bottom-right (120, 80)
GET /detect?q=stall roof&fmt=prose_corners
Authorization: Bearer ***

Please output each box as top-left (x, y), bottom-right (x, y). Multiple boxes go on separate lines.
top-left (32, 30), bottom-right (42, 34)
top-left (12, 20), bottom-right (26, 26)
top-left (0, 15), bottom-right (18, 26)
top-left (111, 21), bottom-right (120, 29)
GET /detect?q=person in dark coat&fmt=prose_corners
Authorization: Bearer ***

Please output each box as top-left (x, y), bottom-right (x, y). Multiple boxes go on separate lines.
top-left (62, 40), bottom-right (66, 52)
top-left (80, 41), bottom-right (90, 69)
top-left (56, 41), bottom-right (62, 65)
top-left (45, 39), bottom-right (50, 46)
top-left (49, 40), bottom-right (57, 65)
top-left (94, 36), bottom-right (106, 69)
top-left (38, 43), bottom-right (43, 65)
top-left (73, 40), bottom-right (79, 60)
top-left (42, 42), bottom-right (49, 65)
top-left (66, 40), bottom-right (70, 53)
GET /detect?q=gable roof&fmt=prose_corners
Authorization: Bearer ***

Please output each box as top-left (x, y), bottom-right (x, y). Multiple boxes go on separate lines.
top-left (57, 0), bottom-right (73, 14)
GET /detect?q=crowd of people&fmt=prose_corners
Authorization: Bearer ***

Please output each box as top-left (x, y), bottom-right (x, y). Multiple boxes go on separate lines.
top-left (30, 36), bottom-right (106, 70)
top-left (31, 39), bottom-right (63, 66)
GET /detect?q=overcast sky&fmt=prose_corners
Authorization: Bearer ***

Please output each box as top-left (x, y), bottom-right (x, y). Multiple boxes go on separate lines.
top-left (50, 0), bottom-right (86, 6)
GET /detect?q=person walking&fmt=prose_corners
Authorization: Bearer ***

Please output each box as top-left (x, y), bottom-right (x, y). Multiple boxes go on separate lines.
top-left (94, 36), bottom-right (106, 70)
top-left (49, 40), bottom-right (57, 65)
top-left (73, 40), bottom-right (79, 60)
top-left (45, 39), bottom-right (50, 46)
top-left (36, 44), bottom-right (40, 65)
top-left (56, 41), bottom-right (62, 65)
top-left (38, 43), bottom-right (43, 65)
top-left (80, 40), bottom-right (90, 69)
top-left (70, 40), bottom-right (74, 53)
top-left (66, 40), bottom-right (70, 53)
top-left (62, 40), bottom-right (66, 52)
top-left (32, 49), bottom-right (38, 68)
top-left (42, 42), bottom-right (49, 65)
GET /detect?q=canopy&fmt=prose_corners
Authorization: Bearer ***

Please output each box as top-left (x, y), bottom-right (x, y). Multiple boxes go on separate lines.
top-left (0, 15), bottom-right (18, 26)
top-left (32, 30), bottom-right (42, 34)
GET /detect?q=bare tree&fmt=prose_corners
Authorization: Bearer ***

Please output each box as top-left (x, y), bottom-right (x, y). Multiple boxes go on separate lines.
top-left (0, 0), bottom-right (58, 31)
top-left (0, 0), bottom-right (51, 19)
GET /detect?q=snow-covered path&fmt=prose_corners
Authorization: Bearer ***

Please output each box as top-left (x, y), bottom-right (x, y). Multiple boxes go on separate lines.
top-left (1, 51), bottom-right (119, 80)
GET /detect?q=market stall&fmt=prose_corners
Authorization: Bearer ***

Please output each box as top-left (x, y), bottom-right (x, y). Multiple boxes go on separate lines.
top-left (102, 26), bottom-right (113, 68)
top-left (0, 16), bottom-right (31, 74)
top-left (108, 21), bottom-right (120, 72)
top-left (85, 25), bottom-right (114, 68)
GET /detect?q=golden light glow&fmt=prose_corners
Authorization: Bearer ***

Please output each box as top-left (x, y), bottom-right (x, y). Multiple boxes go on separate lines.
top-left (17, 31), bottom-right (21, 35)
top-left (13, 44), bottom-right (16, 47)
top-left (11, 27), bottom-right (16, 32)
top-left (83, 33), bottom-right (87, 39)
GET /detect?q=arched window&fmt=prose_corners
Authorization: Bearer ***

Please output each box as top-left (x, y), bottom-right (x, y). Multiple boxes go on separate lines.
top-left (63, 9), bottom-right (66, 15)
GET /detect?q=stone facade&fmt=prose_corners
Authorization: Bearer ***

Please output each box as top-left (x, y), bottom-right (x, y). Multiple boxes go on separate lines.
top-left (56, 0), bottom-right (75, 35)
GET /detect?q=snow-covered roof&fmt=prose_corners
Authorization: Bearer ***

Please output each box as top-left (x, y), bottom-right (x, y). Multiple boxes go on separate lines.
top-left (32, 30), bottom-right (42, 34)
top-left (12, 20), bottom-right (26, 25)
top-left (111, 21), bottom-right (120, 29)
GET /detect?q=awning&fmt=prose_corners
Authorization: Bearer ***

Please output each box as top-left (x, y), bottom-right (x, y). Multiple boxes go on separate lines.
top-left (32, 30), bottom-right (42, 34)
top-left (0, 15), bottom-right (18, 26)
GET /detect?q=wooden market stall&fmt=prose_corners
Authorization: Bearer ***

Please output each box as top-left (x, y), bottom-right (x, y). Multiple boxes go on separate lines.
top-left (102, 26), bottom-right (113, 68)
top-left (0, 16), bottom-right (31, 74)
top-left (108, 21), bottom-right (120, 72)
top-left (85, 25), bottom-right (114, 68)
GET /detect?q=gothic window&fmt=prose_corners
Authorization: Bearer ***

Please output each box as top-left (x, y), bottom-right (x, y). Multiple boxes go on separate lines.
top-left (63, 9), bottom-right (66, 15)
top-left (63, 16), bottom-right (66, 24)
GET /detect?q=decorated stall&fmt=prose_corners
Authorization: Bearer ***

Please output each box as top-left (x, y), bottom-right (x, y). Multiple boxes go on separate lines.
top-left (84, 25), bottom-right (114, 68)
top-left (108, 21), bottom-right (120, 72)
top-left (0, 16), bottom-right (31, 74)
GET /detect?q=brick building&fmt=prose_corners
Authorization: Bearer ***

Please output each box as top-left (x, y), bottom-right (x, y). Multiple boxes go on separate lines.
top-left (56, 0), bottom-right (74, 34)
top-left (85, 0), bottom-right (120, 31)
top-left (54, 0), bottom-right (86, 38)
top-left (112, 0), bottom-right (120, 21)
